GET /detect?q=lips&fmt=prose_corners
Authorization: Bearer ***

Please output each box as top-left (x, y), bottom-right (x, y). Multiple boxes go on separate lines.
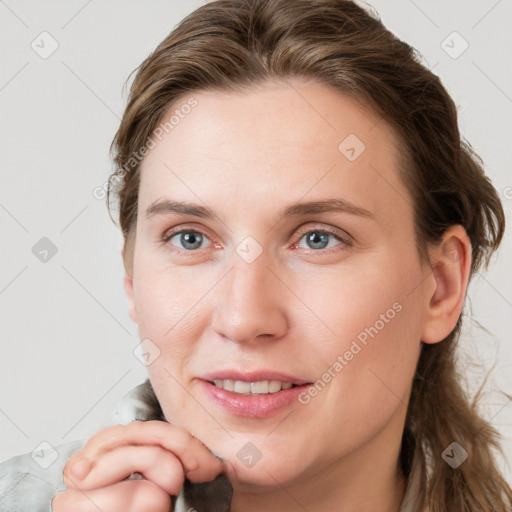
top-left (198, 370), bottom-right (312, 418)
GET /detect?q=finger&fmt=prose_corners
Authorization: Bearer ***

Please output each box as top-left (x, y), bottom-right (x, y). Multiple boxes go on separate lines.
top-left (64, 445), bottom-right (185, 496)
top-left (65, 420), bottom-right (223, 482)
top-left (52, 479), bottom-right (172, 512)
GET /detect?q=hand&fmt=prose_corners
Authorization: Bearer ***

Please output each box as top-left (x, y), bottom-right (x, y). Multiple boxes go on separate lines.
top-left (52, 420), bottom-right (225, 512)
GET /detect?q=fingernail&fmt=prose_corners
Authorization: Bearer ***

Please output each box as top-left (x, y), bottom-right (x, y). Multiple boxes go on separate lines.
top-left (69, 459), bottom-right (91, 479)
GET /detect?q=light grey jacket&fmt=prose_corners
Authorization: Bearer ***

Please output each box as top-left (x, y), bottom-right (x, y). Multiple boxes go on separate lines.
top-left (0, 380), bottom-right (424, 511)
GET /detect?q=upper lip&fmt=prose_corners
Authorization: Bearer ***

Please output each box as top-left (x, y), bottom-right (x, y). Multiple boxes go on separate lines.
top-left (199, 370), bottom-right (311, 386)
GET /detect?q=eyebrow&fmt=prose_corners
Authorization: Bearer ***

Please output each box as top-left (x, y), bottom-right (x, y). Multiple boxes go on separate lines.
top-left (145, 198), bottom-right (374, 220)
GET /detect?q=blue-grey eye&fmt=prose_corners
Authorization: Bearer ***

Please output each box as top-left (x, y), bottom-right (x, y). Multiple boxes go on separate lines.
top-left (300, 231), bottom-right (341, 250)
top-left (170, 231), bottom-right (207, 250)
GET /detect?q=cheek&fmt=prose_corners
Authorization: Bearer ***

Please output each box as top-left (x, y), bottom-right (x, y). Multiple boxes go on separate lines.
top-left (315, 305), bottom-right (421, 450)
top-left (299, 255), bottom-right (424, 437)
top-left (296, 250), bottom-right (423, 348)
top-left (133, 259), bottom-right (214, 339)
top-left (131, 262), bottom-right (218, 423)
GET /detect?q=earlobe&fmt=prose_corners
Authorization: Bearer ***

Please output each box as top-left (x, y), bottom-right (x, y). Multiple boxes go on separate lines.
top-left (421, 225), bottom-right (472, 344)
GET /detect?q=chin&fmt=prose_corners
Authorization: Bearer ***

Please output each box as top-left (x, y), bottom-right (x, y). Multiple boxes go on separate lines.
top-left (224, 457), bottom-right (300, 490)
top-left (202, 431), bottom-right (307, 489)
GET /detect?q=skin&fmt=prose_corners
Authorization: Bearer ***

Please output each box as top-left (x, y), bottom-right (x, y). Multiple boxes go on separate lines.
top-left (53, 79), bottom-right (472, 512)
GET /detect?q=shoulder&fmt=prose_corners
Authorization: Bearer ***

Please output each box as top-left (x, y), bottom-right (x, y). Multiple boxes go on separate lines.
top-left (0, 439), bottom-right (85, 512)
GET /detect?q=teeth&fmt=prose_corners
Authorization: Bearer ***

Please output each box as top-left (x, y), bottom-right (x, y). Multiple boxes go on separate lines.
top-left (268, 380), bottom-right (282, 393)
top-left (234, 380), bottom-right (251, 394)
top-left (223, 379), bottom-right (235, 391)
top-left (251, 381), bottom-right (269, 394)
top-left (212, 379), bottom-right (295, 395)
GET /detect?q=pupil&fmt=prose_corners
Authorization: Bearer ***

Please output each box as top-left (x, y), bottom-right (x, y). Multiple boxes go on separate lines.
top-left (308, 232), bottom-right (328, 249)
top-left (182, 232), bottom-right (202, 249)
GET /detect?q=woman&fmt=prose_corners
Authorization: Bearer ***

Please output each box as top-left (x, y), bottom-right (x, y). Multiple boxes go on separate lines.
top-left (1, 0), bottom-right (510, 510)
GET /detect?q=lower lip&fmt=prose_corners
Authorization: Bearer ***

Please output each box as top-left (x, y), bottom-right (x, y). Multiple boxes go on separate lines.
top-left (200, 380), bottom-right (309, 419)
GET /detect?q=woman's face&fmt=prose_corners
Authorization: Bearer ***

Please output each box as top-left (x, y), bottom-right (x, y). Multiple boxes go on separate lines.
top-left (124, 80), bottom-right (431, 490)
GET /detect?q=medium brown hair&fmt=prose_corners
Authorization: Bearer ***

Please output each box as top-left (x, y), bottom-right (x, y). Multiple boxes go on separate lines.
top-left (107, 1), bottom-right (511, 509)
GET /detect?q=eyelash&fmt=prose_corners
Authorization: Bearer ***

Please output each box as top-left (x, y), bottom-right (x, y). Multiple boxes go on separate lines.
top-left (161, 224), bottom-right (353, 255)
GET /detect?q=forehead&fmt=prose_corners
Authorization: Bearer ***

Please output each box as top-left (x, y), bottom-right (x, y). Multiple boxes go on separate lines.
top-left (138, 80), bottom-right (411, 231)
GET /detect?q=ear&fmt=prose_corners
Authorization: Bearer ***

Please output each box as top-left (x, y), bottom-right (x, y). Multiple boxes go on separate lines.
top-left (421, 225), bottom-right (472, 344)
top-left (122, 246), bottom-right (137, 324)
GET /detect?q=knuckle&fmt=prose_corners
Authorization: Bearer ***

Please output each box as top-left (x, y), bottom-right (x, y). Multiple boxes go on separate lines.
top-left (135, 419), bottom-right (194, 449)
top-left (81, 424), bottom-right (122, 451)
top-left (160, 455), bottom-right (183, 478)
top-left (173, 429), bottom-right (191, 448)
top-left (133, 480), bottom-right (172, 511)
top-left (126, 419), bottom-right (145, 436)
top-left (96, 422), bottom-right (137, 445)
top-left (165, 423), bottom-right (192, 446)
top-left (129, 418), bottom-right (145, 428)
top-left (107, 422), bottom-right (130, 436)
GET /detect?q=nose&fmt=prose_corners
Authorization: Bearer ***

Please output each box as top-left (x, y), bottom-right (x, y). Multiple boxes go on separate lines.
top-left (211, 251), bottom-right (289, 345)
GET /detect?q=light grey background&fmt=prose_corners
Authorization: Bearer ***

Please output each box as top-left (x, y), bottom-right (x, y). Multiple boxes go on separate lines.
top-left (1, 0), bottom-right (511, 481)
